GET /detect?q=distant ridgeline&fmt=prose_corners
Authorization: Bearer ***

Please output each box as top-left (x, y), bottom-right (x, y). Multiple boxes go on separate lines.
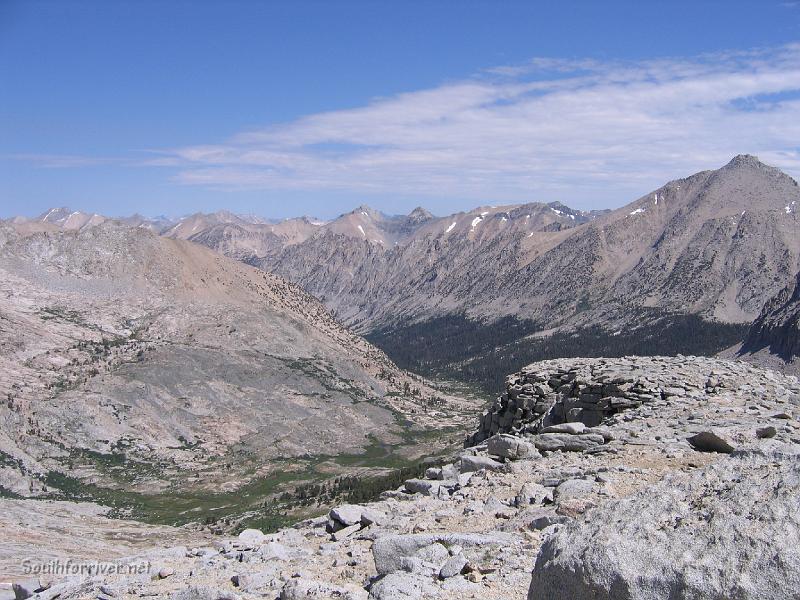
top-left (18, 155), bottom-right (800, 393)
top-left (366, 311), bottom-right (749, 394)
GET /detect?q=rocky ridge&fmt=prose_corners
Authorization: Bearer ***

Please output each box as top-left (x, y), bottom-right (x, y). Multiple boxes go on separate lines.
top-left (254, 156), bottom-right (800, 335)
top-left (17, 157), bottom-right (799, 379)
top-left (163, 212), bottom-right (323, 263)
top-left (9, 355), bottom-right (799, 599)
top-left (254, 201), bottom-right (608, 329)
top-left (17, 157), bottom-right (800, 340)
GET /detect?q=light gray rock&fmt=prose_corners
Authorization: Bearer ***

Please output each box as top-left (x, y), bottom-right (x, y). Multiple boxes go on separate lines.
top-left (236, 529), bottom-right (266, 548)
top-left (11, 579), bottom-right (43, 600)
top-left (332, 523), bottom-right (361, 541)
top-left (459, 455), bottom-right (503, 473)
top-left (441, 577), bottom-right (480, 592)
top-left (28, 580), bottom-right (86, 600)
top-left (239, 529), bottom-right (265, 544)
top-left (330, 504), bottom-right (363, 527)
top-left (540, 422), bottom-right (587, 435)
top-left (587, 426), bottom-right (615, 442)
top-left (424, 467), bottom-right (441, 479)
top-left (170, 586), bottom-right (242, 600)
top-left (368, 572), bottom-right (437, 599)
top-left (487, 434), bottom-right (539, 460)
top-left (258, 541), bottom-right (290, 561)
top-left (553, 479), bottom-right (594, 503)
top-left (403, 479), bottom-right (440, 496)
top-left (483, 496), bottom-right (509, 515)
top-left (529, 444), bottom-right (800, 600)
top-left (372, 532), bottom-right (518, 575)
top-left (440, 464), bottom-right (459, 480)
top-left (687, 430), bottom-right (735, 453)
top-left (515, 482), bottom-right (552, 506)
top-left (415, 543), bottom-right (450, 568)
top-left (529, 512), bottom-right (571, 531)
top-left (533, 433), bottom-right (604, 452)
top-left (439, 555), bottom-right (469, 579)
top-left (238, 570), bottom-right (284, 594)
top-left (281, 578), bottom-right (366, 600)
top-left (360, 508), bottom-right (386, 527)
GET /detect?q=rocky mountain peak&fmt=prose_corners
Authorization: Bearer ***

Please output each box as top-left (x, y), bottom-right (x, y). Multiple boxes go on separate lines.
top-left (408, 206), bottom-right (434, 222)
top-left (724, 153), bottom-right (764, 169)
top-left (296, 215), bottom-right (325, 225)
top-left (351, 204), bottom-right (380, 218)
top-left (33, 207), bottom-right (105, 230)
top-left (718, 153), bottom-right (795, 185)
top-left (687, 153), bottom-right (800, 217)
top-left (212, 209), bottom-right (245, 223)
top-left (546, 201), bottom-right (569, 210)
top-left (37, 206), bottom-right (73, 222)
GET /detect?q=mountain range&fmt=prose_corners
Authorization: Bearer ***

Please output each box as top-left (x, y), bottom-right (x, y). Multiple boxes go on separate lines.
top-left (13, 154), bottom-right (798, 390)
top-left (3, 154), bottom-right (800, 593)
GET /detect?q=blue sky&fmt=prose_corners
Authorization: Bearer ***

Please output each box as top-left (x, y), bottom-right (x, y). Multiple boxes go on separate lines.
top-left (2, 1), bottom-right (800, 220)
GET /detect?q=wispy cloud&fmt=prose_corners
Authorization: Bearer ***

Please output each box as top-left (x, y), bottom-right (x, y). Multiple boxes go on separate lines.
top-left (7, 153), bottom-right (127, 168)
top-left (26, 44), bottom-right (800, 207)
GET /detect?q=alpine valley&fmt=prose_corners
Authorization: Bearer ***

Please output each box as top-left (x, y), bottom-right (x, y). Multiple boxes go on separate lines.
top-left (2, 155), bottom-right (800, 599)
top-left (33, 155), bottom-right (796, 390)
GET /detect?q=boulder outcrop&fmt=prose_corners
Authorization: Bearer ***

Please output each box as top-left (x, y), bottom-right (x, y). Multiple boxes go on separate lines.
top-left (529, 444), bottom-right (800, 600)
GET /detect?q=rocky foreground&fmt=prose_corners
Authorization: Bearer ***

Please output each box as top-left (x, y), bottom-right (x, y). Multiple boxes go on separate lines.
top-left (6, 355), bottom-right (800, 600)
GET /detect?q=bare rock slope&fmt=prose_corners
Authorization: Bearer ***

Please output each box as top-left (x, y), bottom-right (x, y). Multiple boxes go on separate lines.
top-left (0, 221), bottom-right (474, 505)
top-left (252, 156), bottom-right (799, 334)
top-left (256, 201), bottom-right (608, 330)
top-left (14, 355), bottom-right (799, 599)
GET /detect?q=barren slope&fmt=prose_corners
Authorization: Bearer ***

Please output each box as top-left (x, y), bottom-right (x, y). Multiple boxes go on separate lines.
top-left (242, 157), bottom-right (799, 340)
top-left (0, 222), bottom-right (475, 521)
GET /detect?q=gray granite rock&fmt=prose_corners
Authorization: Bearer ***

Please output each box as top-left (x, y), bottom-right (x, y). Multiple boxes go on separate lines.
top-left (439, 554), bottom-right (469, 579)
top-left (372, 532), bottom-right (518, 576)
top-left (403, 479), bottom-right (441, 496)
top-left (487, 434), bottom-right (539, 460)
top-left (459, 455), bottom-right (503, 473)
top-left (539, 422), bottom-right (587, 435)
top-left (368, 572), bottom-right (437, 599)
top-left (330, 505), bottom-right (363, 527)
top-left (281, 578), bottom-right (366, 600)
top-left (529, 444), bottom-right (800, 600)
top-left (533, 433), bottom-right (604, 452)
top-left (553, 479), bottom-right (594, 503)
